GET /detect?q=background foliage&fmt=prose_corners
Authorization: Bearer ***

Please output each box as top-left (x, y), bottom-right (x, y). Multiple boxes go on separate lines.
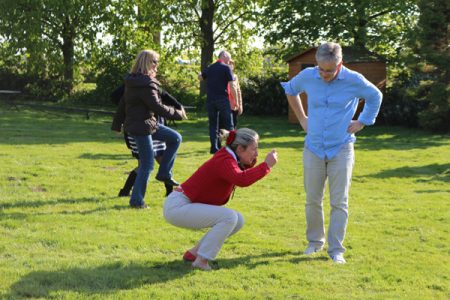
top-left (0, 0), bottom-right (448, 131)
top-left (260, 0), bottom-right (419, 60)
top-left (413, 0), bottom-right (449, 132)
top-left (0, 0), bottom-right (109, 97)
top-left (240, 70), bottom-right (288, 115)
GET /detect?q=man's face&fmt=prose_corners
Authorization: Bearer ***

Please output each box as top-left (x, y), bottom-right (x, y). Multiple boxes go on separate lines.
top-left (317, 60), bottom-right (342, 82)
top-left (221, 52), bottom-right (231, 64)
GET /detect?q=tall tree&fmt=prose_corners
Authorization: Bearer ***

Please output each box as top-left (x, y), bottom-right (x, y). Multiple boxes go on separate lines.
top-left (414, 0), bottom-right (449, 132)
top-left (0, 0), bottom-right (107, 94)
top-left (93, 0), bottom-right (164, 99)
top-left (260, 0), bottom-right (418, 61)
top-left (163, 0), bottom-right (261, 95)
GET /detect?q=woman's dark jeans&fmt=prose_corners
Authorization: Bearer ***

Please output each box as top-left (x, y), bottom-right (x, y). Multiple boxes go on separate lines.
top-left (130, 125), bottom-right (182, 206)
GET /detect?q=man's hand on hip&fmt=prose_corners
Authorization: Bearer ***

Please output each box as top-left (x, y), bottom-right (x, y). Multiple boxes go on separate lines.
top-left (347, 120), bottom-right (365, 134)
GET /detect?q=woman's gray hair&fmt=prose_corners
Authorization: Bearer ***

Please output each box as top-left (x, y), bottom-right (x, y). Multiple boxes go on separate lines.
top-left (315, 42), bottom-right (342, 64)
top-left (221, 128), bottom-right (259, 150)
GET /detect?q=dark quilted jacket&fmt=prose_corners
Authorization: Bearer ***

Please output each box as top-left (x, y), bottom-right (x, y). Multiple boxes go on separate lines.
top-left (114, 73), bottom-right (183, 135)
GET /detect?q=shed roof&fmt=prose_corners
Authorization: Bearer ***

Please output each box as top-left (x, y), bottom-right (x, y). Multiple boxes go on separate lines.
top-left (285, 46), bottom-right (385, 63)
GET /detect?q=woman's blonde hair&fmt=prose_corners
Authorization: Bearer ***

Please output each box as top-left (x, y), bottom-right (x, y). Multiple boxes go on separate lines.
top-left (229, 59), bottom-right (235, 70)
top-left (130, 50), bottom-right (160, 75)
top-left (220, 128), bottom-right (259, 151)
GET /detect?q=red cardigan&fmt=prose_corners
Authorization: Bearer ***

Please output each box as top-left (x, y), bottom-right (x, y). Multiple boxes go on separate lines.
top-left (181, 147), bottom-right (271, 206)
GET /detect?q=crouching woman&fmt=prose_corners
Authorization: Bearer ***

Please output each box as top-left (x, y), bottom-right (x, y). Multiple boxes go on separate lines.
top-left (163, 128), bottom-right (278, 270)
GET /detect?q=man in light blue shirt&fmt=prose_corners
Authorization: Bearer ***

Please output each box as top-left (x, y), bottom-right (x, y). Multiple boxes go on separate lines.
top-left (281, 42), bottom-right (382, 264)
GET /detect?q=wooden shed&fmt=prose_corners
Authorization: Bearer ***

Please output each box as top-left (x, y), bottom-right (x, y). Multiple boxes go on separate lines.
top-left (285, 46), bottom-right (386, 123)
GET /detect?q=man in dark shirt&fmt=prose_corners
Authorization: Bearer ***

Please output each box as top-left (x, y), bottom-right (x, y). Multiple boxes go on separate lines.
top-left (199, 50), bottom-right (236, 154)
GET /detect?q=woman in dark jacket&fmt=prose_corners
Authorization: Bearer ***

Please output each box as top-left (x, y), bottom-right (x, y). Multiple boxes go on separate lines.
top-left (111, 84), bottom-right (183, 198)
top-left (121, 49), bottom-right (187, 209)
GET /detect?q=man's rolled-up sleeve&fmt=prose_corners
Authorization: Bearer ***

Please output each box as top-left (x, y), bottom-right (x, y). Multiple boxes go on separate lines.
top-left (281, 72), bottom-right (304, 96)
top-left (357, 75), bottom-right (383, 126)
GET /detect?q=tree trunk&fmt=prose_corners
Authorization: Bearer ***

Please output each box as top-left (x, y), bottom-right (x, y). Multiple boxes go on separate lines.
top-left (153, 31), bottom-right (161, 46)
top-left (152, 0), bottom-right (162, 47)
top-left (352, 0), bottom-right (368, 50)
top-left (61, 15), bottom-right (74, 94)
top-left (137, 3), bottom-right (162, 47)
top-left (199, 0), bottom-right (215, 96)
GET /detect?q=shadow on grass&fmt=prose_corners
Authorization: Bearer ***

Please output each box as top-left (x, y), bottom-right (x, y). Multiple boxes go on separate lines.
top-left (8, 251), bottom-right (325, 298)
top-left (355, 126), bottom-right (449, 151)
top-left (0, 195), bottom-right (180, 219)
top-left (177, 150), bottom-right (211, 158)
top-left (8, 261), bottom-right (190, 298)
top-left (0, 107), bottom-right (303, 147)
top-left (362, 163), bottom-right (450, 182)
top-left (2, 106), bottom-right (448, 152)
top-left (0, 107), bottom-right (209, 145)
top-left (0, 196), bottom-right (111, 210)
top-left (78, 153), bottom-right (132, 160)
top-left (215, 251), bottom-right (328, 270)
top-left (415, 189), bottom-right (450, 193)
top-left (259, 140), bottom-right (304, 149)
top-left (0, 206), bottom-right (134, 221)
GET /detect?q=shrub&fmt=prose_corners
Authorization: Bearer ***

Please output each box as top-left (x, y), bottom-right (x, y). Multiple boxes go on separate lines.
top-left (0, 69), bottom-right (34, 90)
top-left (95, 57), bottom-right (130, 105)
top-left (240, 70), bottom-right (288, 115)
top-left (382, 69), bottom-right (449, 133)
top-left (0, 68), bottom-right (73, 102)
top-left (381, 86), bottom-right (425, 128)
top-left (418, 82), bottom-right (450, 132)
top-left (25, 78), bottom-right (67, 101)
top-left (158, 64), bottom-right (202, 110)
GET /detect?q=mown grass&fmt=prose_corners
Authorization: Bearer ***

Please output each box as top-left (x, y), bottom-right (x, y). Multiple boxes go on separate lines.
top-left (0, 104), bottom-right (449, 299)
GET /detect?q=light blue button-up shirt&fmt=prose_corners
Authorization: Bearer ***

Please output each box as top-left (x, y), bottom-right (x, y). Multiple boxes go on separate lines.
top-left (281, 66), bottom-right (382, 159)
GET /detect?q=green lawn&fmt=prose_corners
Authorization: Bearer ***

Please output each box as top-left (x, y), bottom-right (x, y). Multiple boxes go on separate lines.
top-left (0, 105), bottom-right (449, 299)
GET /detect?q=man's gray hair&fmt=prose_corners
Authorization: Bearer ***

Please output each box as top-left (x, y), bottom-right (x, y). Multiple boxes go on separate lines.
top-left (218, 50), bottom-right (230, 59)
top-left (315, 42), bottom-right (342, 63)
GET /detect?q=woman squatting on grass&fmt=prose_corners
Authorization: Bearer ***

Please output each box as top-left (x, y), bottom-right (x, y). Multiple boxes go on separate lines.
top-left (163, 128), bottom-right (278, 271)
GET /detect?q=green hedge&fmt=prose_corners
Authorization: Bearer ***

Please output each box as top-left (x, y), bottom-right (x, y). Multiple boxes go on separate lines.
top-left (381, 71), bottom-right (449, 133)
top-left (240, 71), bottom-right (288, 116)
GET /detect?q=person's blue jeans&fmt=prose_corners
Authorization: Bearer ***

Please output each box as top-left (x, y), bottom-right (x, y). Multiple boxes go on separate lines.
top-left (152, 124), bottom-right (182, 181)
top-left (130, 134), bottom-right (154, 206)
top-left (207, 98), bottom-right (234, 154)
top-left (130, 125), bottom-right (182, 206)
